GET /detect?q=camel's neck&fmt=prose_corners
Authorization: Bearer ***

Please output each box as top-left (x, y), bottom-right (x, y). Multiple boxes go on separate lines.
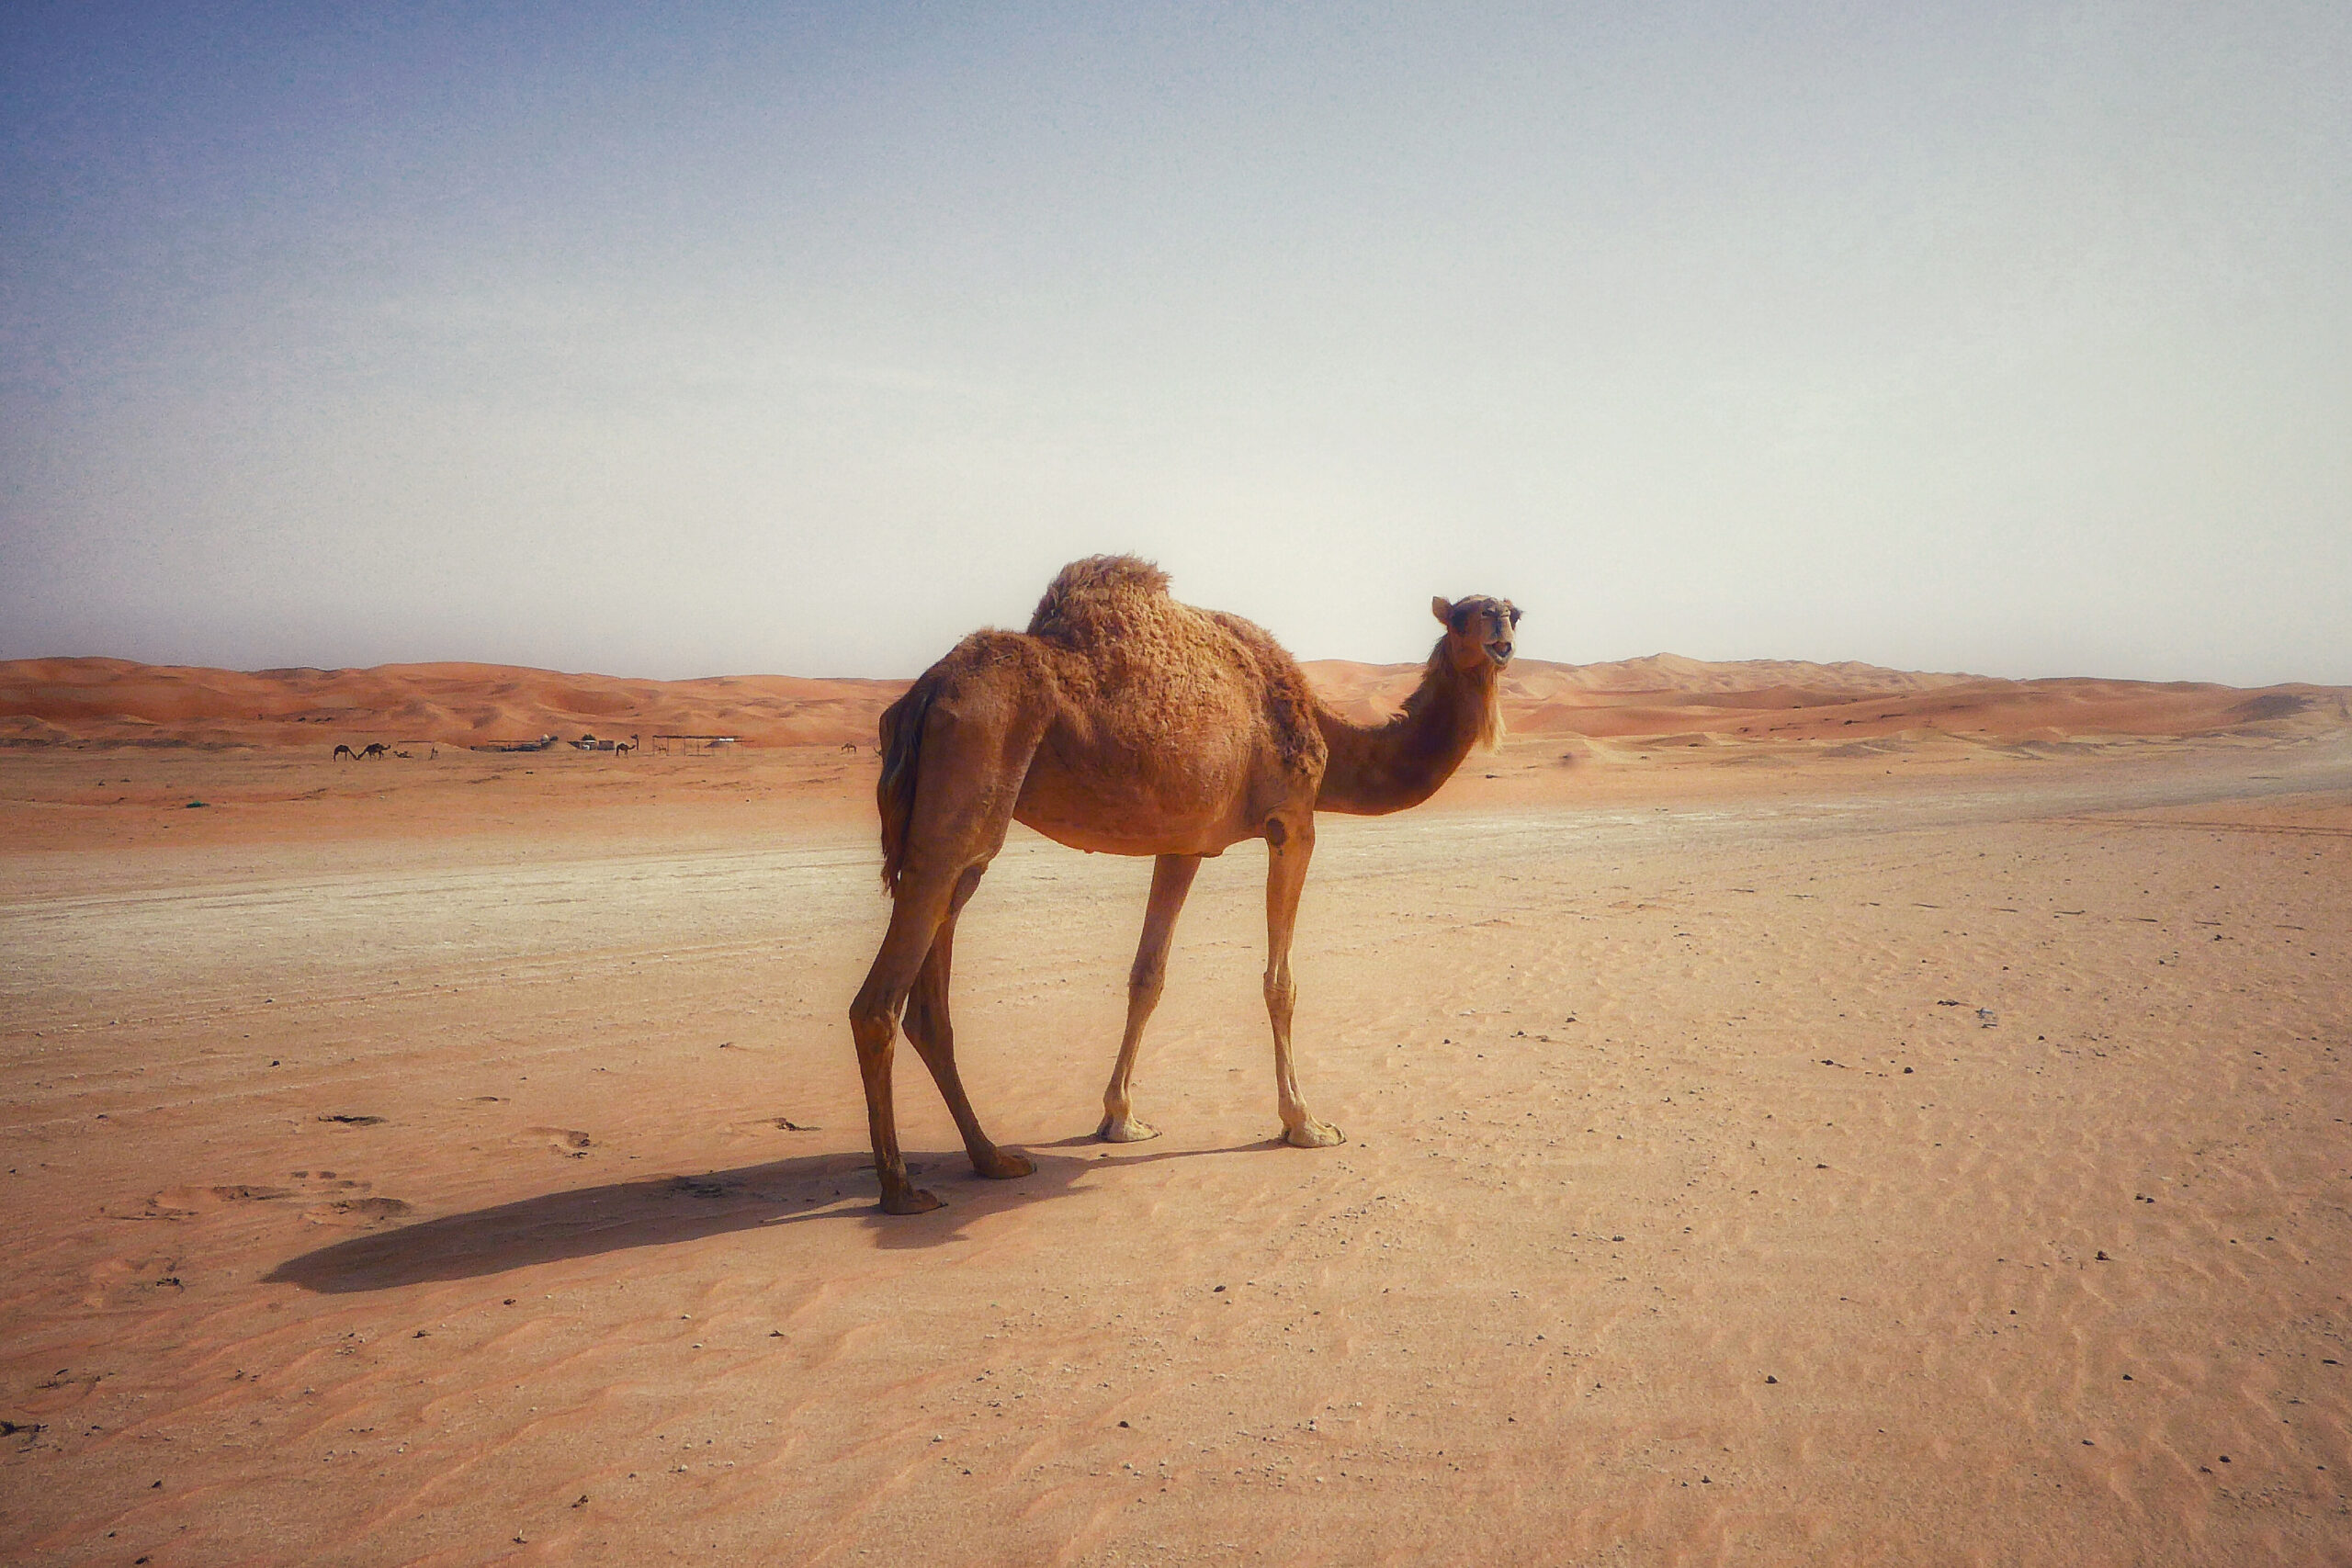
top-left (1313, 642), bottom-right (1501, 816)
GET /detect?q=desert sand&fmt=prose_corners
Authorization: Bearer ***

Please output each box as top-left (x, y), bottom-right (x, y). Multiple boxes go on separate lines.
top-left (3, 657), bottom-right (2349, 1565)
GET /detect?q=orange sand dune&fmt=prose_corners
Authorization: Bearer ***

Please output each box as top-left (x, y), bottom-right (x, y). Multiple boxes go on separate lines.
top-left (4, 653), bottom-right (2347, 752)
top-left (1309, 657), bottom-right (2350, 744)
top-left (0, 657), bottom-right (908, 750)
top-left (1304, 651), bottom-right (1979, 716)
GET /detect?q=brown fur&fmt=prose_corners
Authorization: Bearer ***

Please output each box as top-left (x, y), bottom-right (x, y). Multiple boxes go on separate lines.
top-left (1025, 554), bottom-right (1172, 646)
top-left (848, 558), bottom-right (1519, 1213)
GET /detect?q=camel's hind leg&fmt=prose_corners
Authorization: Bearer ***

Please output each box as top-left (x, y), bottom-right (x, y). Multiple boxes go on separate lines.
top-left (1263, 817), bottom-right (1342, 1148)
top-left (849, 871), bottom-right (968, 1214)
top-left (1099, 852), bottom-right (1202, 1142)
top-left (849, 685), bottom-right (1043, 1213)
top-left (903, 865), bottom-right (1035, 1181)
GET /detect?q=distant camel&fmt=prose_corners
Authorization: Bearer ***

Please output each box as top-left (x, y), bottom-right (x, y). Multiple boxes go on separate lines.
top-left (849, 556), bottom-right (1520, 1213)
top-left (841, 741), bottom-right (858, 753)
top-left (613, 733), bottom-right (641, 757)
top-left (358, 743), bottom-right (388, 760)
top-left (333, 744), bottom-right (356, 761)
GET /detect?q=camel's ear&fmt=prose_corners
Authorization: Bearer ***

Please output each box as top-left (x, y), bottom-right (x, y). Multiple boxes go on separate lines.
top-left (1432, 596), bottom-right (1454, 626)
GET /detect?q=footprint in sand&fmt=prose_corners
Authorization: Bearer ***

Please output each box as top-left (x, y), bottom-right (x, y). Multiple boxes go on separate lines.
top-left (111, 1173), bottom-right (407, 1229)
top-left (285, 1171), bottom-right (409, 1225)
top-left (300, 1195), bottom-right (414, 1227)
top-left (521, 1126), bottom-right (594, 1157)
top-left (107, 1184), bottom-right (294, 1221)
top-left (725, 1115), bottom-right (821, 1140)
top-left (82, 1255), bottom-right (185, 1310)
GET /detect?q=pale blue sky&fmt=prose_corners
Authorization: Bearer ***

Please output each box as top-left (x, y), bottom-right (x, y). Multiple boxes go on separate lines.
top-left (4, 4), bottom-right (2346, 683)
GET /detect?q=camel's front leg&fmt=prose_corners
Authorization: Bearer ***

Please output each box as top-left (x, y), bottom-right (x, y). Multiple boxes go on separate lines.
top-left (1099, 853), bottom-right (1202, 1142)
top-left (1263, 818), bottom-right (1342, 1148)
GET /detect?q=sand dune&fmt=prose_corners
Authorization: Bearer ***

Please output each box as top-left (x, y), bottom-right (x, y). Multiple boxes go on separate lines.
top-left (6, 653), bottom-right (2346, 752)
top-left (1309, 657), bottom-right (2352, 745)
top-left (0, 657), bottom-right (907, 750)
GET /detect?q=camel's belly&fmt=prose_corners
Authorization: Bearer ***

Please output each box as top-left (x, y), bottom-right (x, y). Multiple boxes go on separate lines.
top-left (1012, 800), bottom-right (1250, 859)
top-left (1007, 707), bottom-right (1315, 858)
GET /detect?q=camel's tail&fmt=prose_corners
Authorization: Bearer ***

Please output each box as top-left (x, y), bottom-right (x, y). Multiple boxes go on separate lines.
top-left (875, 672), bottom-right (943, 895)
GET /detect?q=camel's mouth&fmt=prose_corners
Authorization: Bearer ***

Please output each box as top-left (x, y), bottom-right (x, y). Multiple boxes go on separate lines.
top-left (1485, 639), bottom-right (1514, 666)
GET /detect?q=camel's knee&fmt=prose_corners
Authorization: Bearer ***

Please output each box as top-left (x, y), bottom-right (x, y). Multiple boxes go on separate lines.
top-left (1127, 956), bottom-right (1168, 1009)
top-left (1261, 967), bottom-right (1295, 1013)
top-left (849, 986), bottom-right (904, 1058)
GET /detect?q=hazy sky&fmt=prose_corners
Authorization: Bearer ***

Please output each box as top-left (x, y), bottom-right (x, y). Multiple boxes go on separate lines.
top-left (4, 4), bottom-right (2346, 684)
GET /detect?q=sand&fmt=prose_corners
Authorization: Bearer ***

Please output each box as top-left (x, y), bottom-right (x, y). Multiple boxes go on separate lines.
top-left (3, 674), bottom-right (2350, 1564)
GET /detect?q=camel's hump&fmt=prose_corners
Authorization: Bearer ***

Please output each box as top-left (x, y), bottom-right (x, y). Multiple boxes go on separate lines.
top-left (1025, 555), bottom-right (1172, 644)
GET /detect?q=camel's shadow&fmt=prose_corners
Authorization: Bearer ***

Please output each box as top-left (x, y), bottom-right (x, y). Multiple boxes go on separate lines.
top-left (266, 1136), bottom-right (1272, 1293)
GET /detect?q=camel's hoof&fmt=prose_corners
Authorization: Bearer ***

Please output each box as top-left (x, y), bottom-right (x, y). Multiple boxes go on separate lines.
top-left (1096, 1115), bottom-right (1161, 1144)
top-left (973, 1148), bottom-right (1035, 1180)
top-left (879, 1186), bottom-right (944, 1215)
top-left (1284, 1120), bottom-right (1346, 1149)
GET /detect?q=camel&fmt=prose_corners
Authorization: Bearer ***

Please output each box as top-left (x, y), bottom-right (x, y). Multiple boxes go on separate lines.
top-left (358, 742), bottom-right (389, 760)
top-left (848, 555), bottom-right (1520, 1213)
top-left (333, 744), bottom-right (356, 761)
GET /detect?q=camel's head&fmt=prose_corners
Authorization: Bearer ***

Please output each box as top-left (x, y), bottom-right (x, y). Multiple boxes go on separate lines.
top-left (1432, 594), bottom-right (1521, 674)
